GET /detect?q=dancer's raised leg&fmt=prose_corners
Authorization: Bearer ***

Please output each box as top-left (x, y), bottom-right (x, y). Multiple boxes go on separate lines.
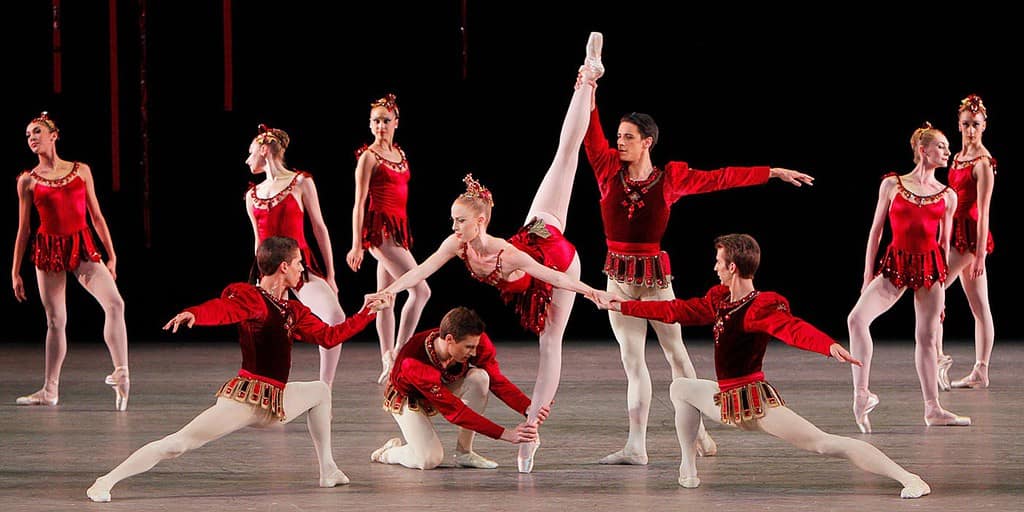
top-left (525, 32), bottom-right (602, 232)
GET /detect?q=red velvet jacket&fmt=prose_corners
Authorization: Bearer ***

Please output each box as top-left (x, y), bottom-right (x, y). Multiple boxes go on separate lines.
top-left (584, 108), bottom-right (770, 247)
top-left (621, 285), bottom-right (833, 390)
top-left (389, 329), bottom-right (531, 439)
top-left (185, 283), bottom-right (374, 385)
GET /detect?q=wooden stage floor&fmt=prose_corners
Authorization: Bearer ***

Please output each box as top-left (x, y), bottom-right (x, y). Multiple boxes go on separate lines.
top-left (1, 338), bottom-right (1020, 511)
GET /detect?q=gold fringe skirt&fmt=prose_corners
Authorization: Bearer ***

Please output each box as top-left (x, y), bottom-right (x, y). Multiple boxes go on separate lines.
top-left (714, 380), bottom-right (785, 425)
top-left (216, 375), bottom-right (286, 421)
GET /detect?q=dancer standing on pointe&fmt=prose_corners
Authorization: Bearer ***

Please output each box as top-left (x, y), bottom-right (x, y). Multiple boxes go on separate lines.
top-left (244, 124), bottom-right (348, 387)
top-left (86, 236), bottom-right (386, 502)
top-left (578, 73), bottom-right (815, 465)
top-left (347, 94), bottom-right (431, 384)
top-left (371, 306), bottom-right (547, 470)
top-left (593, 234), bottom-right (930, 498)
top-left (367, 32), bottom-right (607, 473)
top-left (936, 94), bottom-right (996, 391)
top-left (12, 112), bottom-right (130, 410)
top-left (847, 123), bottom-right (970, 432)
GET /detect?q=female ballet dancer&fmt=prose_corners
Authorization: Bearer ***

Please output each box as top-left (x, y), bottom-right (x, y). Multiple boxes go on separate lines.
top-left (937, 94), bottom-right (996, 390)
top-left (847, 123), bottom-right (970, 432)
top-left (368, 32), bottom-right (607, 473)
top-left (12, 112), bottom-right (130, 410)
top-left (244, 124), bottom-right (348, 386)
top-left (347, 94), bottom-right (431, 383)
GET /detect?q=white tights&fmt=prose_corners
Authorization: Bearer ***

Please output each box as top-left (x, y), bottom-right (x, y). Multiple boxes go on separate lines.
top-left (670, 378), bottom-right (919, 488)
top-left (369, 242), bottom-right (431, 354)
top-left (90, 381), bottom-right (341, 496)
top-left (606, 279), bottom-right (710, 457)
top-left (32, 261), bottom-right (128, 397)
top-left (381, 369), bottom-right (490, 469)
top-left (292, 274), bottom-right (347, 386)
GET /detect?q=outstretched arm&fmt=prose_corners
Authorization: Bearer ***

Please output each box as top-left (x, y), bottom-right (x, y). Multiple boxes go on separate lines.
top-left (291, 293), bottom-right (387, 348)
top-left (11, 174), bottom-right (33, 302)
top-left (501, 245), bottom-right (598, 298)
top-left (166, 283), bottom-right (265, 331)
top-left (373, 235), bottom-right (460, 298)
top-left (80, 164), bottom-right (119, 279)
top-left (346, 151), bottom-right (374, 272)
top-left (298, 176), bottom-right (339, 293)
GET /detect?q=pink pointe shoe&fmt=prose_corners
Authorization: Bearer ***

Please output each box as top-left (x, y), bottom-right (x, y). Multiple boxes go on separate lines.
top-left (951, 363), bottom-right (989, 389)
top-left (517, 436), bottom-right (540, 474)
top-left (937, 354), bottom-right (953, 391)
top-left (853, 392), bottom-right (879, 433)
top-left (104, 366), bottom-right (130, 411)
top-left (578, 32), bottom-right (604, 82)
top-left (15, 389), bottom-right (58, 406)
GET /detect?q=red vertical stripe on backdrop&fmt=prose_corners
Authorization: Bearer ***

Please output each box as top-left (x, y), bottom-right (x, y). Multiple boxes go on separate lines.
top-left (139, 0), bottom-right (151, 247)
top-left (52, 0), bottom-right (61, 94)
top-left (109, 0), bottom-right (121, 191)
top-left (460, 0), bottom-right (468, 80)
top-left (223, 0), bottom-right (233, 111)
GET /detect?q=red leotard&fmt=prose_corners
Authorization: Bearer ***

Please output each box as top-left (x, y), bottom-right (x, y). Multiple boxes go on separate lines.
top-left (876, 173), bottom-right (949, 290)
top-left (356, 145), bottom-right (412, 249)
top-left (948, 156), bottom-right (995, 255)
top-left (26, 162), bottom-right (102, 272)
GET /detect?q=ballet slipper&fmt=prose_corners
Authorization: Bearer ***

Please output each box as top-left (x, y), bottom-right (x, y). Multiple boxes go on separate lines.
top-left (454, 451), bottom-right (499, 469)
top-left (319, 467), bottom-right (350, 487)
top-left (86, 478), bottom-right (112, 502)
top-left (900, 475), bottom-right (931, 499)
top-left (937, 354), bottom-right (953, 391)
top-left (598, 449), bottom-right (648, 465)
top-left (370, 437), bottom-right (404, 463)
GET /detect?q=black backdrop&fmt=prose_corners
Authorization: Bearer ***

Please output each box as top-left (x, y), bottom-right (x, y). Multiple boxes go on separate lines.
top-left (2, 2), bottom-right (1018, 346)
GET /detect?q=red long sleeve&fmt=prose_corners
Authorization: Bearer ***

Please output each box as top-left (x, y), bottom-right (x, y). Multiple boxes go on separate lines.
top-left (584, 107), bottom-right (622, 198)
top-left (744, 293), bottom-right (834, 357)
top-left (291, 305), bottom-right (376, 349)
top-left (400, 358), bottom-right (507, 439)
top-left (473, 334), bottom-right (531, 416)
top-left (620, 285), bottom-right (726, 326)
top-left (663, 163), bottom-right (770, 204)
top-left (185, 283), bottom-right (265, 326)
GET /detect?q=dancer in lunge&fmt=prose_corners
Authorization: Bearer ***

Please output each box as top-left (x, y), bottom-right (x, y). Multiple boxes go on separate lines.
top-left (86, 236), bottom-right (386, 502)
top-left (593, 234), bottom-right (930, 498)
